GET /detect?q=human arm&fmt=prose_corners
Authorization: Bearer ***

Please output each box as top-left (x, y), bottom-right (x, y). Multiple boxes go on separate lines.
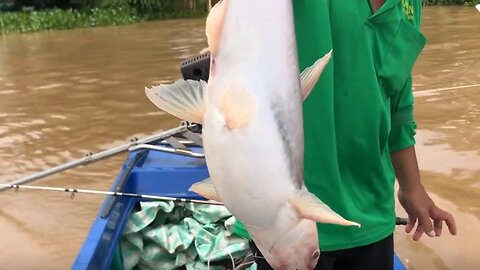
top-left (388, 73), bottom-right (457, 241)
top-left (384, 0), bottom-right (457, 241)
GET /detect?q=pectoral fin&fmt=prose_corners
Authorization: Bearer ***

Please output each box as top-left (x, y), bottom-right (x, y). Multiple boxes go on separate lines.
top-left (145, 79), bottom-right (207, 124)
top-left (300, 50), bottom-right (332, 101)
top-left (189, 177), bottom-right (221, 202)
top-left (220, 83), bottom-right (259, 129)
top-left (289, 189), bottom-right (361, 227)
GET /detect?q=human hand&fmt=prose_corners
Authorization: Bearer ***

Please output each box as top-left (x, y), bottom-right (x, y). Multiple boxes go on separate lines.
top-left (398, 185), bottom-right (457, 241)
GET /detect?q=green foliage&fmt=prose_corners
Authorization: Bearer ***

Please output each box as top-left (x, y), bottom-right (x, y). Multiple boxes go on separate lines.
top-left (0, 0), bottom-right (213, 35)
top-left (128, 0), bottom-right (165, 12)
top-left (125, 0), bottom-right (209, 20)
top-left (423, 0), bottom-right (480, 6)
top-left (2, 0), bottom-right (476, 36)
top-left (0, 7), bottom-right (139, 34)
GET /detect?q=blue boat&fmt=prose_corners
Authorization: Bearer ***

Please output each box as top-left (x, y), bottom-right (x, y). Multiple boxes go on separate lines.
top-left (71, 124), bottom-right (407, 270)
top-left (72, 53), bottom-right (407, 270)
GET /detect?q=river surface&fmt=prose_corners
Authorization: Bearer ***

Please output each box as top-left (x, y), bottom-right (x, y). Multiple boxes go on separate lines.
top-left (0, 6), bottom-right (479, 270)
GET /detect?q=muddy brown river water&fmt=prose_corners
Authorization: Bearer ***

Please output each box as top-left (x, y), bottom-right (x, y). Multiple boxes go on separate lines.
top-left (0, 6), bottom-right (479, 270)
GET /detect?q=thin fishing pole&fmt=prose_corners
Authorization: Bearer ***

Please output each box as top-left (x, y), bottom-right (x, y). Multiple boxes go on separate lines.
top-left (0, 183), bottom-right (411, 225)
top-left (413, 83), bottom-right (480, 97)
top-left (0, 122), bottom-right (193, 192)
top-left (0, 183), bottom-right (223, 206)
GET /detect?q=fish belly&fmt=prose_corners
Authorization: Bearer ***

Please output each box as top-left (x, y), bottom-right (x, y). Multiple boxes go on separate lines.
top-left (202, 107), bottom-right (298, 230)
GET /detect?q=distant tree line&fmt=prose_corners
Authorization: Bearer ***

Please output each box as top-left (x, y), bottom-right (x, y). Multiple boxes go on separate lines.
top-left (0, 0), bottom-right (221, 13)
top-left (423, 0), bottom-right (479, 5)
top-left (0, 0), bottom-right (221, 35)
top-left (1, 0), bottom-right (477, 35)
top-left (1, 0), bottom-right (478, 13)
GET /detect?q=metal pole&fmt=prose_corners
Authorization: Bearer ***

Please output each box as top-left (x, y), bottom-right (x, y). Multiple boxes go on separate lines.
top-left (0, 183), bottom-right (223, 206)
top-left (413, 83), bottom-right (480, 97)
top-left (0, 122), bottom-right (190, 192)
top-left (128, 144), bottom-right (205, 158)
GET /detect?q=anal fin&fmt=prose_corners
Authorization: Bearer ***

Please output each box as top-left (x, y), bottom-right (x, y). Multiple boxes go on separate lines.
top-left (189, 177), bottom-right (221, 202)
top-left (289, 189), bottom-right (361, 227)
top-left (145, 79), bottom-right (207, 124)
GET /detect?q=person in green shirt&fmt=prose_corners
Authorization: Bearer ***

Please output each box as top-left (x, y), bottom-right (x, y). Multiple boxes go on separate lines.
top-left (233, 0), bottom-right (457, 269)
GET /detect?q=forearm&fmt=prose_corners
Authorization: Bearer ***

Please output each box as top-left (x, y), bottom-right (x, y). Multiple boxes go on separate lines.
top-left (392, 145), bottom-right (457, 239)
top-left (390, 146), bottom-right (424, 192)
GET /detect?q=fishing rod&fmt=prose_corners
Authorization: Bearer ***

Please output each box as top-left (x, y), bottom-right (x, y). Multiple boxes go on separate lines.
top-left (0, 182), bottom-right (409, 225)
top-left (0, 183), bottom-right (223, 206)
top-left (0, 122), bottom-right (196, 193)
top-left (413, 83), bottom-right (480, 97)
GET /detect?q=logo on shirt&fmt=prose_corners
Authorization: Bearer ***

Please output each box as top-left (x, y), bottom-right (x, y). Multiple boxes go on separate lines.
top-left (402, 0), bottom-right (414, 22)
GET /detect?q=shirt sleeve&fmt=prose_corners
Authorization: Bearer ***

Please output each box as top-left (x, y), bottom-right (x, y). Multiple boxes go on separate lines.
top-left (388, 0), bottom-right (422, 153)
top-left (388, 76), bottom-right (417, 153)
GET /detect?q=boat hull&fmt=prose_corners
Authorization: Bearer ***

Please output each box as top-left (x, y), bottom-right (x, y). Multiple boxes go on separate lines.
top-left (72, 144), bottom-right (407, 270)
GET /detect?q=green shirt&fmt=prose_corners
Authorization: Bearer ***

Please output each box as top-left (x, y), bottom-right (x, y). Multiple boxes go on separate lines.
top-left (233, 0), bottom-right (426, 251)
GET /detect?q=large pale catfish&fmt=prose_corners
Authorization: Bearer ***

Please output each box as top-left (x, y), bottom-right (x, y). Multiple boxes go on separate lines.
top-left (145, 0), bottom-right (360, 269)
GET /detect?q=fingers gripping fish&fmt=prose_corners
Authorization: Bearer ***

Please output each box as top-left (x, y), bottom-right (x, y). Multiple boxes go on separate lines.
top-left (145, 1), bottom-right (360, 269)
